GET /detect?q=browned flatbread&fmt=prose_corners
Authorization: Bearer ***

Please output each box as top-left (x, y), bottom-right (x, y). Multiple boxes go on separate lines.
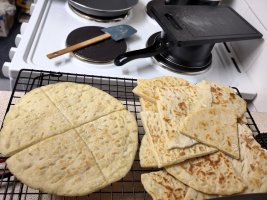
top-left (166, 152), bottom-right (245, 195)
top-left (156, 84), bottom-right (212, 149)
top-left (180, 107), bottom-right (239, 159)
top-left (231, 124), bottom-right (267, 193)
top-left (141, 111), bottom-right (217, 168)
top-left (141, 170), bottom-right (207, 200)
top-left (133, 76), bottom-right (190, 103)
top-left (197, 80), bottom-right (246, 118)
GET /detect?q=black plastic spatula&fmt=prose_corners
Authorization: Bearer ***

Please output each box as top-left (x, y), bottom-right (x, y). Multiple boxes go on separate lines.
top-left (47, 25), bottom-right (137, 59)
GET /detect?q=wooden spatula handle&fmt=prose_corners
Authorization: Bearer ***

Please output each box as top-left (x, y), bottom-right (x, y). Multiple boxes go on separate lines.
top-left (47, 33), bottom-right (111, 59)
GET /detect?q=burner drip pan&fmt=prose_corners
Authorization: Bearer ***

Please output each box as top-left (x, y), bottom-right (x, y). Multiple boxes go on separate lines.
top-left (69, 4), bottom-right (128, 23)
top-left (147, 32), bottom-right (212, 74)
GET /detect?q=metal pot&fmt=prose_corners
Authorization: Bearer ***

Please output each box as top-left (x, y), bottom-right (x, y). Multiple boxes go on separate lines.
top-left (68, 0), bottom-right (139, 17)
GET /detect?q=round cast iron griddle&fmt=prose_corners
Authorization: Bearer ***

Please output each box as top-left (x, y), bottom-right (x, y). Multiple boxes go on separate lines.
top-left (68, 0), bottom-right (138, 17)
top-left (66, 26), bottom-right (127, 63)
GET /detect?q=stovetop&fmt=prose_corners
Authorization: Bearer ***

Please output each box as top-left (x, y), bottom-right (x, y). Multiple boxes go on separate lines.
top-left (2, 0), bottom-right (257, 100)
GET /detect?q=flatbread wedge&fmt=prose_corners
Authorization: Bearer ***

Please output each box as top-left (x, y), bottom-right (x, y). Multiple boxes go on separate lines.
top-left (141, 111), bottom-right (217, 168)
top-left (75, 110), bottom-right (138, 184)
top-left (180, 107), bottom-right (239, 159)
top-left (231, 124), bottom-right (267, 193)
top-left (133, 76), bottom-right (189, 103)
top-left (166, 152), bottom-right (245, 195)
top-left (0, 87), bottom-right (72, 156)
top-left (141, 170), bottom-right (206, 200)
top-left (156, 84), bottom-right (212, 149)
top-left (7, 130), bottom-right (108, 196)
top-left (41, 82), bottom-right (125, 127)
top-left (197, 80), bottom-right (246, 118)
top-left (139, 134), bottom-right (158, 168)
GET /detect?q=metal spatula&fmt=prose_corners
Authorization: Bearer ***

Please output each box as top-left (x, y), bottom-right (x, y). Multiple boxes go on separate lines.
top-left (47, 25), bottom-right (137, 59)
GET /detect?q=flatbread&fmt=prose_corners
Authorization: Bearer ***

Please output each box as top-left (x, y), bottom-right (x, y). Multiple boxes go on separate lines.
top-left (7, 130), bottom-right (108, 196)
top-left (133, 76), bottom-right (189, 103)
top-left (0, 88), bottom-right (72, 156)
top-left (142, 170), bottom-right (207, 200)
top-left (140, 98), bottom-right (157, 112)
top-left (141, 111), bottom-right (217, 168)
top-left (156, 84), bottom-right (212, 149)
top-left (139, 134), bottom-right (158, 168)
top-left (75, 110), bottom-right (138, 184)
top-left (231, 124), bottom-right (267, 193)
top-left (166, 152), bottom-right (245, 195)
top-left (180, 107), bottom-right (239, 159)
top-left (41, 82), bottom-right (125, 127)
top-left (1, 82), bottom-right (139, 196)
top-left (197, 80), bottom-right (246, 118)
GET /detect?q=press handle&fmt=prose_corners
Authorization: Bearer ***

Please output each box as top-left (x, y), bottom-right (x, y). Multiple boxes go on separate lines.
top-left (114, 38), bottom-right (165, 66)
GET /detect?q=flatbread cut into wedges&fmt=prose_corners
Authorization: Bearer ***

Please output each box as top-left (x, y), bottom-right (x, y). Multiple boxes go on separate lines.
top-left (156, 84), bottom-right (212, 149)
top-left (140, 98), bottom-right (157, 112)
top-left (7, 130), bottom-right (108, 196)
top-left (133, 76), bottom-right (190, 103)
top-left (41, 82), bottom-right (125, 127)
top-left (75, 110), bottom-right (138, 184)
top-left (166, 152), bottom-right (245, 195)
top-left (141, 111), bottom-right (217, 168)
top-left (231, 124), bottom-right (267, 193)
top-left (180, 107), bottom-right (239, 159)
top-left (0, 88), bottom-right (72, 156)
top-left (139, 134), bottom-right (158, 168)
top-left (197, 80), bottom-right (246, 118)
top-left (141, 170), bottom-right (206, 200)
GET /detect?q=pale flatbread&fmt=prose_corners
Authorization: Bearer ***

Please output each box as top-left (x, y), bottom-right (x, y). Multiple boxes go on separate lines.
top-left (156, 84), bottom-right (212, 149)
top-left (141, 170), bottom-right (207, 200)
top-left (180, 107), bottom-right (239, 159)
top-left (141, 111), bottom-right (217, 168)
top-left (75, 110), bottom-right (138, 184)
top-left (133, 76), bottom-right (189, 103)
top-left (140, 98), bottom-right (157, 112)
top-left (41, 82), bottom-right (125, 127)
top-left (197, 80), bottom-right (246, 118)
top-left (231, 124), bottom-right (267, 193)
top-left (166, 152), bottom-right (245, 195)
top-left (7, 130), bottom-right (108, 196)
top-left (0, 88), bottom-right (72, 156)
top-left (139, 134), bottom-right (158, 168)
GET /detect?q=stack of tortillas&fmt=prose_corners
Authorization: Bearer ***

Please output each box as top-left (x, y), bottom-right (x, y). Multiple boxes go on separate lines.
top-left (135, 76), bottom-right (267, 199)
top-left (0, 82), bottom-right (138, 196)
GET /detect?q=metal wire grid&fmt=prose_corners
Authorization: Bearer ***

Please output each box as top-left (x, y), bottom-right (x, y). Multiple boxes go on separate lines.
top-left (0, 69), bottom-right (266, 200)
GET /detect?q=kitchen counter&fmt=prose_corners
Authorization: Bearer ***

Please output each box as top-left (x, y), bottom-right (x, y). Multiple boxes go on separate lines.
top-left (1, 90), bottom-right (267, 133)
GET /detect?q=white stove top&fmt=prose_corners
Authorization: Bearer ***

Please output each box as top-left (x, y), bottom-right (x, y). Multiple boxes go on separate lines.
top-left (2, 0), bottom-right (257, 99)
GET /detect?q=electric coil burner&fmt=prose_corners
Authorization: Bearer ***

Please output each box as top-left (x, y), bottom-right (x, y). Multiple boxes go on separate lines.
top-left (66, 26), bottom-right (127, 63)
top-left (68, 4), bottom-right (129, 23)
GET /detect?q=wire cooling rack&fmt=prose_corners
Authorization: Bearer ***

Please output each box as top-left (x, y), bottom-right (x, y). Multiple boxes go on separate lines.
top-left (0, 69), bottom-right (266, 200)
